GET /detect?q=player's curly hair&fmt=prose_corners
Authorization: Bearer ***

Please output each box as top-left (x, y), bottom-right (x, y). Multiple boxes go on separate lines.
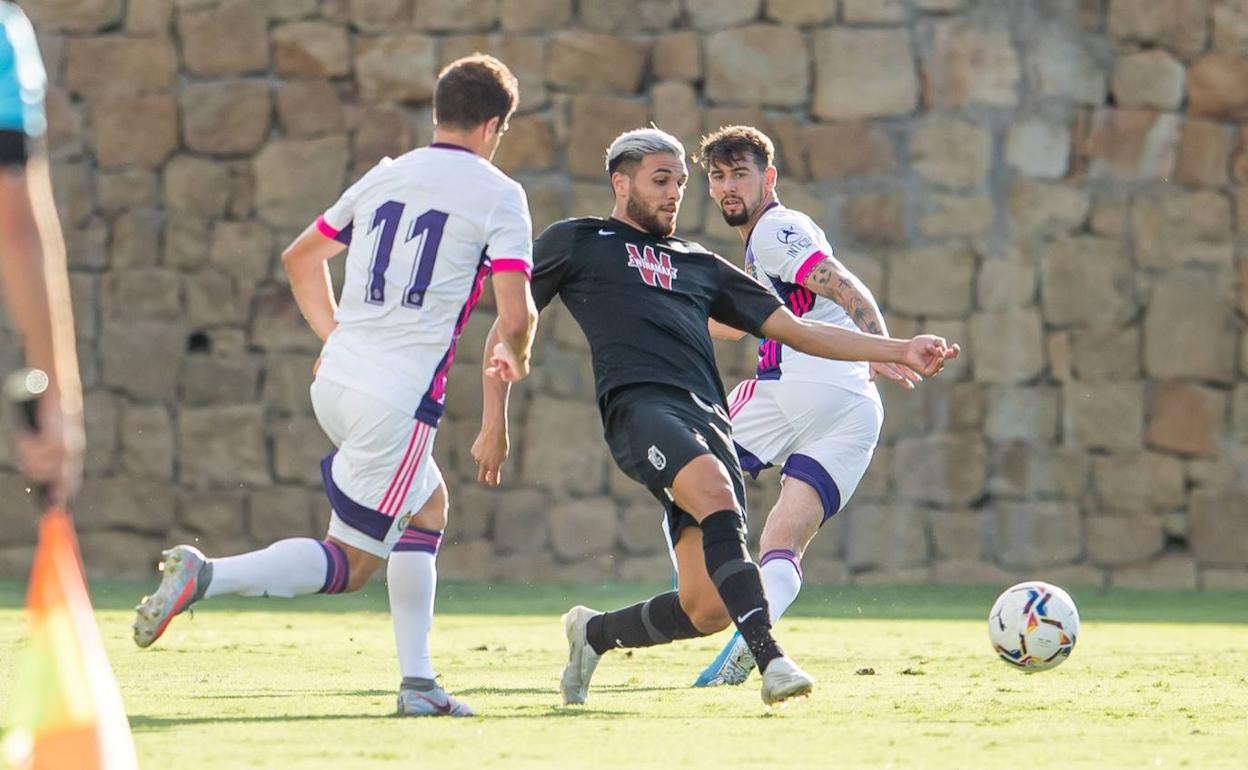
top-left (697, 125), bottom-right (775, 171)
top-left (434, 54), bottom-right (519, 131)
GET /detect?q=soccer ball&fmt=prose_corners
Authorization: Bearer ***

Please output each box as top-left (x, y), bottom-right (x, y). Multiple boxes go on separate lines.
top-left (988, 581), bottom-right (1080, 672)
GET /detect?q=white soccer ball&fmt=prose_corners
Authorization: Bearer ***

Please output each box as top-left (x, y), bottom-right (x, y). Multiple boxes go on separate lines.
top-left (988, 581), bottom-right (1080, 672)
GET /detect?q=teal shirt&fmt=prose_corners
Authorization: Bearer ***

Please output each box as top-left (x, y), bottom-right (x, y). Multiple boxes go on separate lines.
top-left (0, 2), bottom-right (46, 136)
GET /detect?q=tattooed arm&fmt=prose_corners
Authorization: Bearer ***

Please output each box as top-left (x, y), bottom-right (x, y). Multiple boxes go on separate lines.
top-left (802, 256), bottom-right (922, 388)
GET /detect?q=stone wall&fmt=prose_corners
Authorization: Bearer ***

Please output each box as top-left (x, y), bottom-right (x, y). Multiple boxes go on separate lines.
top-left (2, 0), bottom-right (1247, 590)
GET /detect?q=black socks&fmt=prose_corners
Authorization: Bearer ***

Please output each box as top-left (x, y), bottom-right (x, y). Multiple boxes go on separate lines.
top-left (699, 509), bottom-right (783, 672)
top-left (586, 591), bottom-right (701, 655)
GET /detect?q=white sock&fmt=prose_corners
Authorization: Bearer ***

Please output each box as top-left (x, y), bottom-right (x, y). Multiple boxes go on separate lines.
top-left (388, 548), bottom-right (438, 680)
top-left (759, 550), bottom-right (803, 623)
top-left (204, 538), bottom-right (339, 599)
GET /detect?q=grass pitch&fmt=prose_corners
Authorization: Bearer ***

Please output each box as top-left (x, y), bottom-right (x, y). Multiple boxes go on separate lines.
top-left (1, 580), bottom-right (1246, 769)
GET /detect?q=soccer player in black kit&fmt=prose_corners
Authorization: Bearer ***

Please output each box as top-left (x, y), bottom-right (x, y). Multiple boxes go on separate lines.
top-left (473, 127), bottom-right (959, 707)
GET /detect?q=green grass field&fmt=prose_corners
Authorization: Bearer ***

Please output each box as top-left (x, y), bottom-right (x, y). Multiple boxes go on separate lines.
top-left (1, 580), bottom-right (1246, 769)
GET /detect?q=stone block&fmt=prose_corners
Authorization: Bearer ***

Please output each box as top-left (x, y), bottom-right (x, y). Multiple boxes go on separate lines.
top-left (928, 508), bottom-right (988, 561)
top-left (185, 270), bottom-right (248, 327)
top-left (253, 136), bottom-right (350, 229)
top-left (263, 353), bottom-right (317, 414)
top-left (547, 496), bottom-right (617, 560)
top-left (1063, 382), bottom-right (1144, 451)
top-left (706, 25), bottom-right (807, 108)
top-left (272, 21), bottom-right (350, 77)
top-left (501, 0), bottom-right (571, 30)
top-left (121, 404), bottom-right (174, 481)
top-left (1202, 569), bottom-right (1248, 589)
top-left (101, 269), bottom-right (181, 322)
top-left (250, 486), bottom-right (320, 542)
top-left (179, 405), bottom-right (271, 488)
top-left (1132, 191), bottom-right (1233, 268)
top-left (1176, 119), bottom-right (1232, 188)
top-left (844, 503), bottom-right (929, 570)
top-left (493, 113), bottom-right (555, 174)
top-left (165, 155), bottom-right (231, 218)
top-left (354, 35), bottom-right (436, 104)
top-left (1187, 54), bottom-right (1248, 121)
top-left (178, 0), bottom-right (269, 76)
top-left (1108, 0), bottom-right (1209, 55)
top-left (1093, 452), bottom-right (1186, 513)
top-left (181, 80), bottom-right (271, 156)
top-left (1188, 488), bottom-right (1248, 566)
top-left (567, 96), bottom-right (648, 179)
top-left (989, 446), bottom-right (1089, 500)
top-left (270, 417), bottom-right (332, 486)
top-left (1009, 181), bottom-right (1091, 237)
top-left (842, 191), bottom-right (905, 244)
top-left (931, 559), bottom-right (1013, 586)
top-left (924, 19), bottom-right (1020, 108)
top-left (767, 0), bottom-right (839, 25)
top-left (178, 491), bottom-right (247, 538)
top-left (990, 502), bottom-right (1082, 569)
top-left (210, 221), bottom-right (273, 283)
top-left (917, 194), bottom-right (994, 239)
top-left (970, 309), bottom-right (1046, 385)
top-left (75, 476), bottom-right (176, 534)
top-left (911, 116), bottom-right (992, 189)
top-left (546, 30), bottom-right (647, 94)
top-left (1032, 22), bottom-right (1106, 106)
top-left (25, 0), bottom-right (122, 31)
top-left (489, 488), bottom-right (551, 554)
top-left (349, 0), bottom-right (409, 31)
top-left (64, 36), bottom-right (177, 96)
top-left (1085, 515), bottom-right (1165, 566)
top-left (984, 386), bottom-right (1059, 443)
top-left (1111, 554), bottom-right (1198, 589)
top-left (1111, 49), bottom-right (1185, 110)
top-left (1146, 383), bottom-right (1227, 458)
top-left (0, 473), bottom-right (40, 547)
top-left (81, 390), bottom-right (119, 477)
top-left (1006, 119), bottom-right (1071, 179)
top-left (78, 531), bottom-right (163, 579)
top-left (805, 122), bottom-right (896, 179)
top-left (1071, 326), bottom-right (1140, 381)
top-left (888, 243), bottom-right (975, 318)
top-left (277, 81), bottom-right (345, 139)
top-left (92, 93), bottom-right (177, 168)
top-left (1143, 270), bottom-right (1236, 382)
top-left (892, 434), bottom-right (986, 506)
top-left (1213, 0), bottom-right (1248, 50)
top-left (684, 0), bottom-right (762, 29)
top-left (813, 28), bottom-right (918, 120)
top-left (977, 259), bottom-right (1036, 311)
top-left (97, 169), bottom-right (158, 215)
top-left (99, 320), bottom-right (186, 401)
top-left (652, 31), bottom-right (701, 82)
top-left (1085, 109), bottom-right (1180, 182)
top-left (1038, 236), bottom-right (1137, 328)
top-left (520, 397), bottom-right (609, 495)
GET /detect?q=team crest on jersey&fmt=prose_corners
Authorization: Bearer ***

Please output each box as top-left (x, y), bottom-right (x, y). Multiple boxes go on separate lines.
top-left (625, 243), bottom-right (678, 290)
top-left (647, 445), bottom-right (667, 470)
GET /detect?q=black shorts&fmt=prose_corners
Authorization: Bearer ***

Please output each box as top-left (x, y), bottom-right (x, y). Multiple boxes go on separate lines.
top-left (602, 383), bottom-right (749, 542)
top-left (0, 130), bottom-right (28, 167)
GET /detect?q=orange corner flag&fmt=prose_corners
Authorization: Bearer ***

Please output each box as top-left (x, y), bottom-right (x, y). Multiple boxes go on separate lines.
top-left (2, 508), bottom-right (137, 770)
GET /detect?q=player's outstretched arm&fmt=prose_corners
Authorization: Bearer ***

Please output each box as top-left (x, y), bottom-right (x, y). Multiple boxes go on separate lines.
top-left (759, 307), bottom-right (959, 376)
top-left (0, 155), bottom-right (84, 504)
top-left (488, 271), bottom-right (538, 382)
top-left (281, 223), bottom-right (346, 342)
top-left (801, 256), bottom-right (921, 389)
top-left (708, 318), bottom-right (748, 341)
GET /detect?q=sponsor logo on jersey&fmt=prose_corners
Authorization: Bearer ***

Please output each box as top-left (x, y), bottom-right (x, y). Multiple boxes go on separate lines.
top-left (625, 243), bottom-right (679, 290)
top-left (647, 445), bottom-right (667, 470)
top-left (777, 225), bottom-right (814, 257)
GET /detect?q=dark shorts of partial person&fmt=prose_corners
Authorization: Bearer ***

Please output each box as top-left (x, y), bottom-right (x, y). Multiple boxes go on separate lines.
top-left (601, 383), bottom-right (749, 543)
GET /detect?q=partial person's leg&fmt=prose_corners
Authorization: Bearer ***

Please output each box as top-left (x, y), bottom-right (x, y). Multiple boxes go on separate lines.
top-left (756, 476), bottom-right (824, 622)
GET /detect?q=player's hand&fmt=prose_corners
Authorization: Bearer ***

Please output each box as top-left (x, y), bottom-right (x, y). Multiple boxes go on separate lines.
top-left (869, 362), bottom-right (923, 390)
top-left (15, 393), bottom-right (84, 506)
top-left (901, 335), bottom-right (960, 377)
top-left (471, 427), bottom-right (509, 487)
top-left (485, 342), bottom-right (529, 382)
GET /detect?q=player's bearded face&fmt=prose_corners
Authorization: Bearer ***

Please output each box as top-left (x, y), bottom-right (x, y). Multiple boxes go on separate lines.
top-left (625, 154), bottom-right (687, 237)
top-left (710, 159), bottom-right (766, 227)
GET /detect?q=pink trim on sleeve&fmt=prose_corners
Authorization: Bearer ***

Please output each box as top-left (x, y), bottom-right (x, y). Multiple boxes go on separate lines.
top-left (490, 258), bottom-right (533, 280)
top-left (315, 214), bottom-right (341, 240)
top-left (794, 250), bottom-right (829, 286)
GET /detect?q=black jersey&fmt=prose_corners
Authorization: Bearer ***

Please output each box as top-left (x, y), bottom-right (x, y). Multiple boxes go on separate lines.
top-left (532, 216), bottom-right (783, 409)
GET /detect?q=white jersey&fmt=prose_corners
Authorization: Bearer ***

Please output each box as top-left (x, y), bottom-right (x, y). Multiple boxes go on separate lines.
top-left (314, 143), bottom-right (533, 424)
top-left (744, 203), bottom-right (875, 400)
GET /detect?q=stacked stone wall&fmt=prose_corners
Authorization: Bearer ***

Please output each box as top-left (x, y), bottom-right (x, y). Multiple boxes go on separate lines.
top-left (3, 0), bottom-right (1247, 590)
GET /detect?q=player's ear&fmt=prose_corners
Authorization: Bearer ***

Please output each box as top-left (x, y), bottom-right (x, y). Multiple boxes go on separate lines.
top-left (765, 165), bottom-right (777, 193)
top-left (483, 115), bottom-right (501, 140)
top-left (610, 170), bottom-right (629, 200)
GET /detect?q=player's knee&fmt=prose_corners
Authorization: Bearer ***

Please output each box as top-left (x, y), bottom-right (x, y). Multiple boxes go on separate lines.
top-left (409, 486), bottom-right (448, 532)
top-left (336, 544), bottom-right (384, 592)
top-left (686, 601), bottom-right (732, 634)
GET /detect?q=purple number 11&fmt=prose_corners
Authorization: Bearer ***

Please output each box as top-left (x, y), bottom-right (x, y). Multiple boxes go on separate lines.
top-left (365, 202), bottom-right (449, 308)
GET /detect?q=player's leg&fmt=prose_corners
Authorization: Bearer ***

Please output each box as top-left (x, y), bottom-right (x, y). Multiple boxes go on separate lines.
top-left (388, 467), bottom-right (472, 717)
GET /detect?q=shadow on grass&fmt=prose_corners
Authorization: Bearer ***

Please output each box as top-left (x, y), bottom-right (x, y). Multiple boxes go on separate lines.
top-left (129, 706), bottom-right (637, 731)
top-left (0, 580), bottom-right (1244, 623)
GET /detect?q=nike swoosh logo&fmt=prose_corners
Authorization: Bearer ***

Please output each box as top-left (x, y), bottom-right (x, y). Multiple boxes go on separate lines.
top-left (598, 229), bottom-right (615, 236)
top-left (736, 607), bottom-right (763, 624)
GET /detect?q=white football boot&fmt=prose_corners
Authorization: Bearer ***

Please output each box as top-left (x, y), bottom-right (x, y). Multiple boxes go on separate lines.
top-left (397, 679), bottom-right (474, 717)
top-left (559, 605), bottom-right (603, 705)
top-left (133, 545), bottom-right (212, 648)
top-left (760, 655), bottom-right (815, 707)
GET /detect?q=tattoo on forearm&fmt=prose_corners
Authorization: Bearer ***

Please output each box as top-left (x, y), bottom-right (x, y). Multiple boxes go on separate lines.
top-left (804, 260), bottom-right (887, 337)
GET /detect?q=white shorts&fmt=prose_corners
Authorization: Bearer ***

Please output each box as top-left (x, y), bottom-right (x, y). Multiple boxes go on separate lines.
top-left (727, 378), bottom-right (883, 521)
top-left (310, 378), bottom-right (442, 558)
